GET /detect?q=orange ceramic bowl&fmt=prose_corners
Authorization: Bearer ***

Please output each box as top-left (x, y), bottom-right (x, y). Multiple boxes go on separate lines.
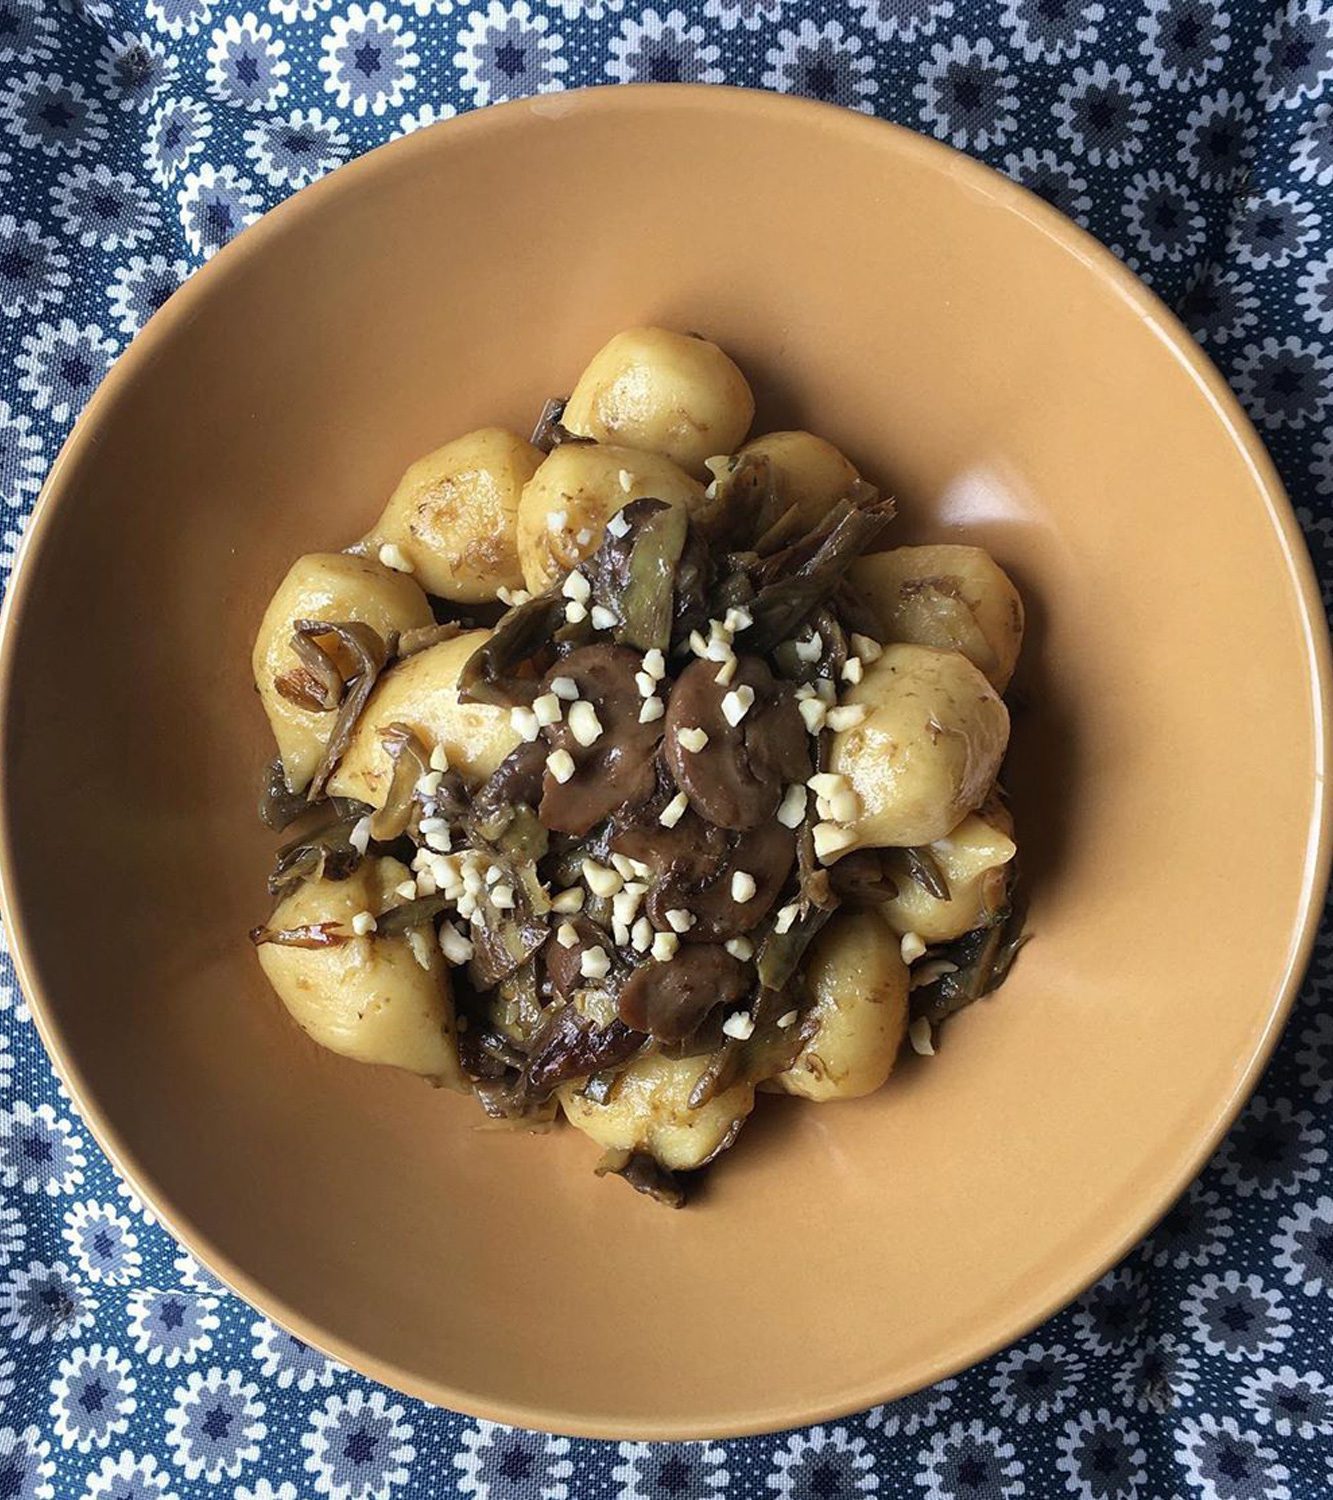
top-left (1, 86), bottom-right (1328, 1439)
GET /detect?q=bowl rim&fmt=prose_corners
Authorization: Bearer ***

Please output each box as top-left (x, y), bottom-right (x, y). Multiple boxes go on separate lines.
top-left (1, 83), bottom-right (1330, 1439)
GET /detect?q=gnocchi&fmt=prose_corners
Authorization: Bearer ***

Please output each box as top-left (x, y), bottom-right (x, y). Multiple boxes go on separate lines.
top-left (738, 430), bottom-right (863, 534)
top-left (770, 911), bottom-right (909, 1102)
top-left (328, 629), bottom-right (520, 804)
top-left (880, 801), bottom-right (1017, 944)
top-left (252, 551), bottom-right (434, 793)
top-left (829, 643), bottom-right (1010, 852)
top-left (850, 544), bottom-right (1024, 691)
top-left (561, 326), bottom-right (755, 478)
top-left (559, 1053), bottom-right (754, 1172)
top-left (363, 427), bottom-right (543, 603)
top-left (256, 857), bottom-right (466, 1086)
top-left (516, 441), bottom-right (705, 594)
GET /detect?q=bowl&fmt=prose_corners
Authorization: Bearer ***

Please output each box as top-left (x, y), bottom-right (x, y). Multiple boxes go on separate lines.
top-left (1, 85), bottom-right (1328, 1439)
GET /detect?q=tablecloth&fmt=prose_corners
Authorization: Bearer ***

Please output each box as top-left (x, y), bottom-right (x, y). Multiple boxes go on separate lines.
top-left (1, 1), bottom-right (1332, 1496)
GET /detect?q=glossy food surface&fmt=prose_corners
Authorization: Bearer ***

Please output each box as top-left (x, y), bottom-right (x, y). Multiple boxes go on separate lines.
top-left (0, 87), bottom-right (1327, 1438)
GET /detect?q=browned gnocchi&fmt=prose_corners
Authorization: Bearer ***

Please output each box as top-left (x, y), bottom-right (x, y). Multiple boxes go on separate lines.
top-left (363, 428), bottom-right (544, 603)
top-left (561, 327), bottom-right (755, 478)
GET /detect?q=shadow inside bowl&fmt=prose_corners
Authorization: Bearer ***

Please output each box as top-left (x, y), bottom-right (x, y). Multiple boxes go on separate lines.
top-left (1005, 565), bottom-right (1083, 905)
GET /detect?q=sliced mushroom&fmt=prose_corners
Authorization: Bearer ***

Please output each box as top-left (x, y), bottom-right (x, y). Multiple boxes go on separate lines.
top-left (628, 817), bottom-right (796, 942)
top-left (544, 914), bottom-right (619, 1000)
top-left (609, 807), bottom-right (731, 893)
top-left (663, 656), bottom-right (810, 830)
top-left (617, 943), bottom-right (749, 1042)
top-left (538, 644), bottom-right (664, 834)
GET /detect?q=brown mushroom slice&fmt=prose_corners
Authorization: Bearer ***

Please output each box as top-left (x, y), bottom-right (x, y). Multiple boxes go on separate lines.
top-left (538, 644), bottom-right (664, 835)
top-left (617, 944), bottom-right (749, 1043)
top-left (609, 807), bottom-right (731, 892)
top-left (610, 806), bottom-right (795, 942)
top-left (642, 819), bottom-right (796, 942)
top-left (696, 821), bottom-right (797, 939)
top-left (543, 914), bottom-right (619, 1000)
top-left (663, 656), bottom-right (811, 830)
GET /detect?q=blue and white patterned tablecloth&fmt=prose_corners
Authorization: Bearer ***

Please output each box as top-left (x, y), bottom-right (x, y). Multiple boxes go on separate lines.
top-left (2, 1), bottom-right (1333, 1496)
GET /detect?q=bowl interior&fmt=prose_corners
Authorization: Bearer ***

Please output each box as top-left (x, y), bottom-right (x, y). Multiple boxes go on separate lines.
top-left (2, 87), bottom-right (1327, 1438)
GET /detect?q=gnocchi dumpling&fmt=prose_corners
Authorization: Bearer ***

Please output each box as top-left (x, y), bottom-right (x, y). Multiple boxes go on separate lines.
top-left (362, 427), bottom-right (543, 603)
top-left (881, 801), bottom-right (1017, 944)
top-left (561, 327), bottom-right (755, 478)
top-left (851, 544), bottom-right (1024, 692)
top-left (256, 856), bottom-right (466, 1085)
top-left (828, 643), bottom-right (1010, 851)
top-left (771, 911), bottom-right (908, 1101)
top-left (559, 1052), bottom-right (754, 1172)
top-left (516, 441), bottom-right (704, 594)
top-left (328, 629), bottom-right (520, 804)
top-left (253, 551), bottom-right (435, 794)
top-left (738, 430), bottom-right (863, 534)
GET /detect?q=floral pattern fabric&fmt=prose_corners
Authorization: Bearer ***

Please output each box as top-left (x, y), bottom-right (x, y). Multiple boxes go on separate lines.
top-left (1, 1), bottom-right (1332, 1496)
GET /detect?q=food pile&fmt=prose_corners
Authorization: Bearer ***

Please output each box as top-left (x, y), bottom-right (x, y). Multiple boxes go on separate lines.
top-left (251, 328), bottom-right (1026, 1204)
